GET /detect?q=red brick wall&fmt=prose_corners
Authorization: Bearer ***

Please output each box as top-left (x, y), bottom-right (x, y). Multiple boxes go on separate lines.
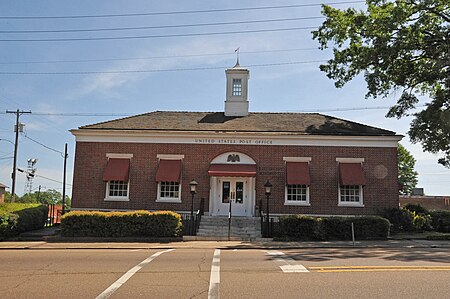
top-left (400, 196), bottom-right (450, 210)
top-left (72, 142), bottom-right (399, 215)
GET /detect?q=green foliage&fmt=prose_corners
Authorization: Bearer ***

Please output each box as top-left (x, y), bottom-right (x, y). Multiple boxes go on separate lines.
top-left (404, 203), bottom-right (429, 215)
top-left (398, 144), bottom-right (418, 195)
top-left (279, 215), bottom-right (390, 241)
top-left (404, 204), bottom-right (433, 231)
top-left (279, 215), bottom-right (320, 240)
top-left (382, 206), bottom-right (434, 232)
top-left (313, 0), bottom-right (450, 167)
top-left (61, 210), bottom-right (182, 238)
top-left (15, 189), bottom-right (71, 207)
top-left (380, 207), bottom-right (415, 232)
top-left (429, 210), bottom-right (450, 233)
top-left (0, 203), bottom-right (48, 239)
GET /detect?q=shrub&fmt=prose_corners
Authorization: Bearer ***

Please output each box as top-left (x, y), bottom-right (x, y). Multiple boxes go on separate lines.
top-left (321, 216), bottom-right (390, 240)
top-left (279, 215), bottom-right (320, 240)
top-left (411, 212), bottom-right (433, 231)
top-left (278, 215), bottom-right (390, 241)
top-left (404, 203), bottom-right (429, 215)
top-left (0, 203), bottom-right (48, 240)
top-left (380, 208), bottom-right (415, 233)
top-left (61, 210), bottom-right (182, 238)
top-left (429, 211), bottom-right (450, 233)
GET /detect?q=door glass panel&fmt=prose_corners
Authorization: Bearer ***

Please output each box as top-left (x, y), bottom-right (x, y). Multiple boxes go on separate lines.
top-left (235, 181), bottom-right (244, 204)
top-left (222, 181), bottom-right (230, 203)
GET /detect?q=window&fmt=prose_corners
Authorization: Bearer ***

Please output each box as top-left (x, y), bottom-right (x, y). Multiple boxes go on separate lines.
top-left (103, 157), bottom-right (131, 201)
top-left (159, 181), bottom-right (180, 199)
top-left (287, 184), bottom-right (308, 202)
top-left (232, 78), bottom-right (242, 96)
top-left (107, 180), bottom-right (129, 198)
top-left (156, 158), bottom-right (182, 203)
top-left (337, 159), bottom-right (365, 207)
top-left (284, 158), bottom-right (311, 206)
top-left (339, 185), bottom-right (362, 203)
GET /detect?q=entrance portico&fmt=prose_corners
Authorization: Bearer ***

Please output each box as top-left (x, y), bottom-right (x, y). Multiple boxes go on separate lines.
top-left (208, 152), bottom-right (256, 217)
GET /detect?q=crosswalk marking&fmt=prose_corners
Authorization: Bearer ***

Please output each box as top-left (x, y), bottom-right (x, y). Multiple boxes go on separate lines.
top-left (208, 249), bottom-right (221, 299)
top-left (266, 250), bottom-right (309, 273)
top-left (95, 249), bottom-right (175, 299)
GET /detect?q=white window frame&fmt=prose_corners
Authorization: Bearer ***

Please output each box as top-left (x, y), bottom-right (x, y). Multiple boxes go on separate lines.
top-left (232, 78), bottom-right (242, 96)
top-left (104, 154), bottom-right (132, 202)
top-left (155, 154), bottom-right (183, 203)
top-left (156, 181), bottom-right (182, 203)
top-left (283, 157), bottom-right (312, 206)
top-left (284, 184), bottom-right (310, 206)
top-left (338, 185), bottom-right (364, 207)
top-left (105, 180), bottom-right (130, 201)
top-left (336, 158), bottom-right (365, 207)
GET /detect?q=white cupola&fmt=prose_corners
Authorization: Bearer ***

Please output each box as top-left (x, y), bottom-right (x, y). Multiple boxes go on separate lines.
top-left (224, 59), bottom-right (250, 117)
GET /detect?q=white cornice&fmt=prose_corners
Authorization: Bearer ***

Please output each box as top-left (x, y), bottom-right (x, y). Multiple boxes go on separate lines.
top-left (71, 129), bottom-right (403, 148)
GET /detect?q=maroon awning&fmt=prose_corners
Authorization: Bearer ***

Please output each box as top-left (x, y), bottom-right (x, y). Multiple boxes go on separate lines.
top-left (208, 164), bottom-right (256, 177)
top-left (103, 159), bottom-right (130, 181)
top-left (339, 163), bottom-right (366, 185)
top-left (286, 162), bottom-right (310, 185)
top-left (156, 160), bottom-right (182, 182)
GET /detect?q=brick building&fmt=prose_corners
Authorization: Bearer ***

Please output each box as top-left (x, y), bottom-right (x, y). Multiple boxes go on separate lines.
top-left (71, 63), bottom-right (402, 217)
top-left (0, 182), bottom-right (7, 204)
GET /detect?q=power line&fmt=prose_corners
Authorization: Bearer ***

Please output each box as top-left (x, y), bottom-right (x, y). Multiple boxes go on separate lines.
top-left (24, 134), bottom-right (65, 157)
top-left (1, 16), bottom-right (324, 34)
top-left (34, 173), bottom-right (72, 186)
top-left (0, 105), bottom-right (429, 117)
top-left (0, 60), bottom-right (327, 75)
top-left (0, 1), bottom-right (364, 20)
top-left (0, 47), bottom-right (319, 65)
top-left (0, 26), bottom-right (317, 42)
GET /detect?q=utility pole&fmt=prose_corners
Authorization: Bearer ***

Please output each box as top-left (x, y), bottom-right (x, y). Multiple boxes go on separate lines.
top-left (62, 143), bottom-right (68, 214)
top-left (6, 109), bottom-right (32, 202)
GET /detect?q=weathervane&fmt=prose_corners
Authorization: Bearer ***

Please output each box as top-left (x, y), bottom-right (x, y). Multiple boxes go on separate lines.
top-left (234, 47), bottom-right (240, 67)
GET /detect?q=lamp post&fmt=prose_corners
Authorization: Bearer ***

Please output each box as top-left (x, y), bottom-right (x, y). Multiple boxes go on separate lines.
top-left (264, 180), bottom-right (272, 237)
top-left (189, 180), bottom-right (198, 235)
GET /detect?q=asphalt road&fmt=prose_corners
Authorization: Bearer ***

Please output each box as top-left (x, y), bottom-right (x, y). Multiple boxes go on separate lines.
top-left (1, 247), bottom-right (449, 299)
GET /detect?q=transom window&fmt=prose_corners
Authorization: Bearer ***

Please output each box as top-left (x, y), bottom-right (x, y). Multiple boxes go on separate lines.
top-left (108, 180), bottom-right (128, 197)
top-left (339, 185), bottom-right (361, 203)
top-left (159, 181), bottom-right (180, 199)
top-left (232, 79), bottom-right (242, 96)
top-left (287, 184), bottom-right (307, 201)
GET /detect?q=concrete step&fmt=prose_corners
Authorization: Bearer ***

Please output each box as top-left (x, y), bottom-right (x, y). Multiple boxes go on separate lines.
top-left (196, 216), bottom-right (262, 239)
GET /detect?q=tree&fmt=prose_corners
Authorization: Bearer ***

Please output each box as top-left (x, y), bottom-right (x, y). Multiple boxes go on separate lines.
top-left (398, 144), bottom-right (418, 194)
top-left (14, 189), bottom-right (71, 207)
top-left (312, 0), bottom-right (450, 166)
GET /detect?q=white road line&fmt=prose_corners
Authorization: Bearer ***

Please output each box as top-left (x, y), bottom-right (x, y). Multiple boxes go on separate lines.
top-left (208, 249), bottom-right (221, 299)
top-left (266, 250), bottom-right (309, 273)
top-left (95, 248), bottom-right (175, 299)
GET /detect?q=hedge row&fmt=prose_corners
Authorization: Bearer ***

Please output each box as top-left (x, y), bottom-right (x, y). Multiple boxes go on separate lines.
top-left (277, 215), bottom-right (390, 241)
top-left (429, 211), bottom-right (450, 233)
top-left (381, 206), bottom-right (450, 233)
top-left (61, 210), bottom-right (182, 238)
top-left (0, 204), bottom-right (48, 240)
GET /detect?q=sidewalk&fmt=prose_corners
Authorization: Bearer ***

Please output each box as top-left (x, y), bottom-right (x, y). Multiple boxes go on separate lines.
top-left (1, 226), bottom-right (448, 250)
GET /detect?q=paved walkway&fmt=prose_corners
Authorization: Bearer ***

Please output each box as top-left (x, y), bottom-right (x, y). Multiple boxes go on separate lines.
top-left (1, 226), bottom-right (447, 250)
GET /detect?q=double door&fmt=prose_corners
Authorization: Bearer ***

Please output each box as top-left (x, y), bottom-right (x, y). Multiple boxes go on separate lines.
top-left (219, 178), bottom-right (247, 216)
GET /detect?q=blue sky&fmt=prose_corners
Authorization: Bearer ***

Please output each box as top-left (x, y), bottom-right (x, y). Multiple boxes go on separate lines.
top-left (0, 0), bottom-right (449, 197)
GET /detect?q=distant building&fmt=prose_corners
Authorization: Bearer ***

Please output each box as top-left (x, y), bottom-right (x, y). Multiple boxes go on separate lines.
top-left (71, 63), bottom-right (402, 217)
top-left (400, 195), bottom-right (450, 211)
top-left (0, 182), bottom-right (7, 204)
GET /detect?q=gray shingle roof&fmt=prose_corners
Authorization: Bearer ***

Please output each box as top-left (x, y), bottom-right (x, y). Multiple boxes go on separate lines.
top-left (79, 111), bottom-right (396, 136)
